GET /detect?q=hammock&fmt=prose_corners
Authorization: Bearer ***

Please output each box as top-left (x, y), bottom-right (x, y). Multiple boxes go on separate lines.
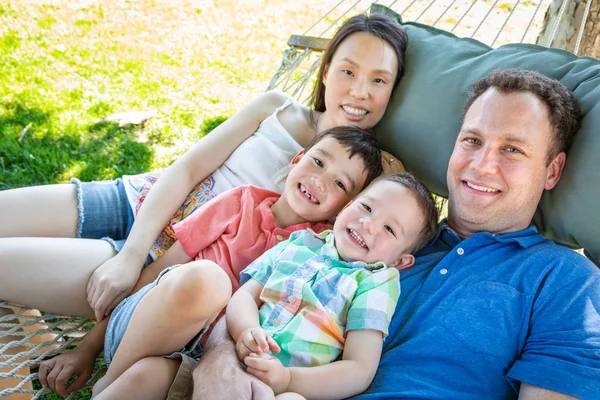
top-left (1, 0), bottom-right (595, 398)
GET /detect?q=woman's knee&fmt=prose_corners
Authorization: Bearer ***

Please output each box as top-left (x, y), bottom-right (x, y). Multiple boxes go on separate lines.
top-left (159, 261), bottom-right (232, 313)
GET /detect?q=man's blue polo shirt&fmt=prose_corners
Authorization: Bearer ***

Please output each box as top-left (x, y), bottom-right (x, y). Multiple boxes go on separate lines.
top-left (354, 222), bottom-right (600, 399)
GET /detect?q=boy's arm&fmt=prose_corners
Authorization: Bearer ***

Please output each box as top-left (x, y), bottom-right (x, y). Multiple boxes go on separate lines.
top-left (245, 329), bottom-right (383, 399)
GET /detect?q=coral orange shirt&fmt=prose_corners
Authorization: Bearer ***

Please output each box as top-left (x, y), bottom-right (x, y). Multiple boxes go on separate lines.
top-left (173, 185), bottom-right (332, 291)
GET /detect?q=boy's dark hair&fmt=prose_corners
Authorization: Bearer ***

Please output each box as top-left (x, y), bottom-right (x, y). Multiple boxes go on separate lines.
top-left (310, 13), bottom-right (408, 113)
top-left (465, 69), bottom-right (581, 164)
top-left (304, 126), bottom-right (383, 190)
top-left (372, 172), bottom-right (438, 253)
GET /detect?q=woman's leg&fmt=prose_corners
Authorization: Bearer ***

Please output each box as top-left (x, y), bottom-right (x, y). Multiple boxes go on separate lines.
top-left (0, 237), bottom-right (116, 315)
top-left (0, 184), bottom-right (79, 238)
top-left (93, 357), bottom-right (180, 400)
top-left (96, 261), bottom-right (232, 393)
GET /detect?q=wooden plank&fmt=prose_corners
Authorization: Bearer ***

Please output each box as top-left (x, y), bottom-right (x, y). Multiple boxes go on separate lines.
top-left (287, 35), bottom-right (330, 52)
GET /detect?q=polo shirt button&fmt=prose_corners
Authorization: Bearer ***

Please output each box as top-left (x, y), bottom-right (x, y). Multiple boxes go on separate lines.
top-left (273, 318), bottom-right (280, 327)
top-left (276, 234), bottom-right (284, 241)
top-left (325, 259), bottom-right (332, 266)
top-left (301, 270), bottom-right (309, 277)
top-left (288, 295), bottom-right (297, 303)
top-left (440, 268), bottom-right (448, 275)
top-left (457, 247), bottom-right (465, 255)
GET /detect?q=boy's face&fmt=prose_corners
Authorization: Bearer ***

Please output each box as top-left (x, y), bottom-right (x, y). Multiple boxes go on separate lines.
top-left (333, 180), bottom-right (424, 269)
top-left (284, 137), bottom-right (368, 223)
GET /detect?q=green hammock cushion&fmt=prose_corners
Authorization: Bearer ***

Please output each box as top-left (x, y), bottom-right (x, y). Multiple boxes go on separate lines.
top-left (374, 11), bottom-right (600, 265)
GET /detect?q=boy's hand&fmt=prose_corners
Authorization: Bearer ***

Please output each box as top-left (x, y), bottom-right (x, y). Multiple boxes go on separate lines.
top-left (38, 346), bottom-right (97, 396)
top-left (244, 352), bottom-right (290, 395)
top-left (236, 327), bottom-right (280, 360)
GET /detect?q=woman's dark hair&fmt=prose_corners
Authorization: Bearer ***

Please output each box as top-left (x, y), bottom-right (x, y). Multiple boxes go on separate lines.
top-left (310, 13), bottom-right (408, 113)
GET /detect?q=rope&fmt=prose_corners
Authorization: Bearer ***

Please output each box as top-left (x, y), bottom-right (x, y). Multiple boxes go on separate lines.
top-left (520, 0), bottom-right (546, 43)
top-left (547, 0), bottom-right (571, 47)
top-left (492, 0), bottom-right (522, 46)
top-left (574, 0), bottom-right (593, 54)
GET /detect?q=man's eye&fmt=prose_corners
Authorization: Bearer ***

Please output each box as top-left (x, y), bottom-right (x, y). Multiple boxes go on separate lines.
top-left (465, 138), bottom-right (481, 145)
top-left (335, 181), bottom-right (346, 191)
top-left (505, 147), bottom-right (523, 154)
top-left (385, 225), bottom-right (395, 236)
top-left (361, 203), bottom-right (372, 212)
top-left (314, 158), bottom-right (324, 168)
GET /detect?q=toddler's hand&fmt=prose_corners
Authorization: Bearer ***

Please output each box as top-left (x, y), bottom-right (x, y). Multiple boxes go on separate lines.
top-left (236, 327), bottom-right (280, 360)
top-left (244, 352), bottom-right (290, 395)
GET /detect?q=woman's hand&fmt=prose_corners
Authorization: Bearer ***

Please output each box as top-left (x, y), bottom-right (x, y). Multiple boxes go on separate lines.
top-left (38, 346), bottom-right (97, 396)
top-left (86, 251), bottom-right (142, 321)
top-left (381, 151), bottom-right (406, 175)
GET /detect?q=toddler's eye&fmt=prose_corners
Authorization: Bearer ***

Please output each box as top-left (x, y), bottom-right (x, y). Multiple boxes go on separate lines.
top-left (361, 203), bottom-right (372, 213)
top-left (314, 158), bottom-right (324, 168)
top-left (385, 225), bottom-right (395, 236)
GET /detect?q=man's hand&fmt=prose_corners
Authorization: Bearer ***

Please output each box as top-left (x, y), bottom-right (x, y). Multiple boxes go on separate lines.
top-left (244, 352), bottom-right (290, 395)
top-left (193, 350), bottom-right (275, 400)
top-left (37, 347), bottom-right (97, 396)
top-left (381, 150), bottom-right (406, 175)
top-left (236, 327), bottom-right (281, 360)
top-left (86, 251), bottom-right (141, 321)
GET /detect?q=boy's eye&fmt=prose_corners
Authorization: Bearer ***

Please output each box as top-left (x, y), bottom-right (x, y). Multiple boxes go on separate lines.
top-left (361, 203), bottom-right (372, 213)
top-left (343, 69), bottom-right (354, 76)
top-left (335, 181), bottom-right (346, 191)
top-left (385, 225), bottom-right (395, 236)
top-left (314, 158), bottom-right (324, 168)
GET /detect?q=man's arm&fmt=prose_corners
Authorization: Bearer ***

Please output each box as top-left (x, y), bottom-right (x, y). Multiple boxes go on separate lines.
top-left (518, 383), bottom-right (579, 400)
top-left (192, 317), bottom-right (275, 400)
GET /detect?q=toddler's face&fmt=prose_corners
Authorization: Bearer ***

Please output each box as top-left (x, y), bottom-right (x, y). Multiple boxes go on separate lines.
top-left (283, 137), bottom-right (367, 223)
top-left (333, 179), bottom-right (424, 269)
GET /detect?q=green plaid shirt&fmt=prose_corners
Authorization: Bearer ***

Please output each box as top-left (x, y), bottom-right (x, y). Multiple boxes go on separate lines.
top-left (240, 229), bottom-right (400, 367)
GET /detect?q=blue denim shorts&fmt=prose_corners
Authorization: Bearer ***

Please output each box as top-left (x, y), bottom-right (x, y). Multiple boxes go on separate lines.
top-left (70, 178), bottom-right (153, 267)
top-left (104, 265), bottom-right (207, 366)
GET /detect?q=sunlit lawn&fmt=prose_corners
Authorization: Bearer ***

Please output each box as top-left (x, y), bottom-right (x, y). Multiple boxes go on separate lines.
top-left (0, 0), bottom-right (341, 189)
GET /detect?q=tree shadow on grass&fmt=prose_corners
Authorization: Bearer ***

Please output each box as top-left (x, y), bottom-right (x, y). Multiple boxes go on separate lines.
top-left (0, 101), bottom-right (154, 189)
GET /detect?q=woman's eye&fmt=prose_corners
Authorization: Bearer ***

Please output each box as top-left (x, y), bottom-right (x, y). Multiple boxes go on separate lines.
top-left (314, 158), bottom-right (324, 168)
top-left (335, 181), bottom-right (346, 191)
top-left (361, 203), bottom-right (372, 213)
top-left (385, 225), bottom-right (395, 236)
top-left (373, 78), bottom-right (386, 84)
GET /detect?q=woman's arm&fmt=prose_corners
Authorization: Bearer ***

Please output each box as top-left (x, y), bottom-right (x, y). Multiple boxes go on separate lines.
top-left (86, 91), bottom-right (291, 320)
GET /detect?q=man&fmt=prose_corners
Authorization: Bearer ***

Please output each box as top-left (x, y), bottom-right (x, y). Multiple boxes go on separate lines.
top-left (189, 69), bottom-right (600, 399)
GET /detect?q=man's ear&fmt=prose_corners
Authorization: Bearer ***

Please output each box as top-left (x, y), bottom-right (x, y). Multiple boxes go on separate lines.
top-left (544, 151), bottom-right (566, 190)
top-left (290, 150), bottom-right (305, 166)
top-left (390, 254), bottom-right (415, 271)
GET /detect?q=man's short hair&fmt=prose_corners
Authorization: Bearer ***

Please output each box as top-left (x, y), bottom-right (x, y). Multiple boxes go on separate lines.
top-left (371, 172), bottom-right (438, 253)
top-left (464, 69), bottom-right (582, 163)
top-left (305, 126), bottom-right (383, 190)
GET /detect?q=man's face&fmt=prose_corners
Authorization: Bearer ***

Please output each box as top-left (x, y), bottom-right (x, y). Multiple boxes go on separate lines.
top-left (446, 88), bottom-right (566, 237)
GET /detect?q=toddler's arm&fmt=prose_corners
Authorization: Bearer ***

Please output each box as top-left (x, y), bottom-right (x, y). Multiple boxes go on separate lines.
top-left (227, 278), bottom-right (280, 359)
top-left (244, 329), bottom-right (383, 399)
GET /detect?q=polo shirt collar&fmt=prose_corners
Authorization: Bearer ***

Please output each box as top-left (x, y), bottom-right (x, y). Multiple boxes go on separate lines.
top-left (315, 230), bottom-right (388, 271)
top-left (439, 220), bottom-right (545, 249)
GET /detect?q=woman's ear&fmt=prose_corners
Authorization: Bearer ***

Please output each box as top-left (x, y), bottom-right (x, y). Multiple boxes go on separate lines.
top-left (390, 254), bottom-right (415, 271)
top-left (290, 150), bottom-right (305, 166)
top-left (322, 64), bottom-right (329, 84)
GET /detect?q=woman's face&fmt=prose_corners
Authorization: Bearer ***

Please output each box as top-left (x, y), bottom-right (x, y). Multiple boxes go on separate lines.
top-left (321, 32), bottom-right (398, 130)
